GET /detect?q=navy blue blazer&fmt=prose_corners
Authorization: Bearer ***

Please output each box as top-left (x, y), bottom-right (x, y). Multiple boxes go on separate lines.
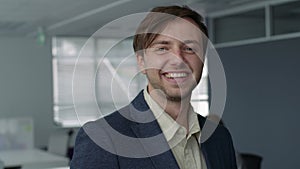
top-left (70, 91), bottom-right (237, 169)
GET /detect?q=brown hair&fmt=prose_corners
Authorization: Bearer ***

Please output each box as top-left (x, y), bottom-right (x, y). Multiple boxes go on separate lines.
top-left (133, 5), bottom-right (208, 55)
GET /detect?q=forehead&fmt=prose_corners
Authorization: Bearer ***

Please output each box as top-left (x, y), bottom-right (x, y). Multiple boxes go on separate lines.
top-left (154, 18), bottom-right (202, 44)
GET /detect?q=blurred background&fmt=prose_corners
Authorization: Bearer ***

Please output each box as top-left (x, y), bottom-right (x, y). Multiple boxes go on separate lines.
top-left (0, 0), bottom-right (299, 169)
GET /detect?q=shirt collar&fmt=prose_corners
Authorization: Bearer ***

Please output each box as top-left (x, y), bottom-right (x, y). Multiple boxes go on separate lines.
top-left (143, 88), bottom-right (201, 143)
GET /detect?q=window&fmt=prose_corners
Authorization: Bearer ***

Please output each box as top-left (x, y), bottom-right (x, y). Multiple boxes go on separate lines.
top-left (191, 62), bottom-right (209, 117)
top-left (52, 37), bottom-right (97, 127)
top-left (272, 1), bottom-right (300, 35)
top-left (209, 1), bottom-right (300, 47)
top-left (52, 37), bottom-right (209, 127)
top-left (213, 8), bottom-right (265, 43)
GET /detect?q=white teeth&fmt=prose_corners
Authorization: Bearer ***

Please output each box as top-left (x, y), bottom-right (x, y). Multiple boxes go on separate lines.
top-left (165, 73), bottom-right (187, 78)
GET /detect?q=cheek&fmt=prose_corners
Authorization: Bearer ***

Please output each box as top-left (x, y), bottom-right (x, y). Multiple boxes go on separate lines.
top-left (187, 58), bottom-right (203, 74)
top-left (144, 56), bottom-right (166, 70)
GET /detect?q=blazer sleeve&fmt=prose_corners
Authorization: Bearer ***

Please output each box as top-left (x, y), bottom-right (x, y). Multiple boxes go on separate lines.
top-left (201, 124), bottom-right (238, 169)
top-left (225, 126), bottom-right (238, 169)
top-left (70, 125), bottom-right (119, 169)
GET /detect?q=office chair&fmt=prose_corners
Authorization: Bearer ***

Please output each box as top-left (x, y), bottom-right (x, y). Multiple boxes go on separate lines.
top-left (240, 153), bottom-right (263, 169)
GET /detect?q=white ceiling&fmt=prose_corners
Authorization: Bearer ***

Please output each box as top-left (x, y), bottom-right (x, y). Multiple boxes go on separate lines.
top-left (0, 0), bottom-right (291, 38)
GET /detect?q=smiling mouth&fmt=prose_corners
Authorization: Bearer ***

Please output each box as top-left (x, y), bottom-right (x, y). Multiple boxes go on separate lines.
top-left (163, 72), bottom-right (188, 79)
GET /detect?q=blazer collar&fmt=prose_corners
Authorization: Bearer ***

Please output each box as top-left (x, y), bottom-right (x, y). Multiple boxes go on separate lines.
top-left (129, 90), bottom-right (221, 169)
top-left (129, 90), bottom-right (180, 169)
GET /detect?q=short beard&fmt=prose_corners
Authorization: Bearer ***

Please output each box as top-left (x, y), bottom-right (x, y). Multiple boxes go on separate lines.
top-left (153, 84), bottom-right (193, 102)
top-left (166, 95), bottom-right (182, 102)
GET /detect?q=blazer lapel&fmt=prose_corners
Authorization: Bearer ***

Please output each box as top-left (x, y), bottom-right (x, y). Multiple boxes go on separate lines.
top-left (198, 115), bottom-right (223, 169)
top-left (129, 91), bottom-right (180, 169)
top-left (198, 116), bottom-right (212, 169)
top-left (130, 121), bottom-right (180, 169)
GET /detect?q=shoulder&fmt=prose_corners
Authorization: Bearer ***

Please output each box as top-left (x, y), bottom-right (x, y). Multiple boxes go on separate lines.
top-left (70, 120), bottom-right (119, 169)
top-left (70, 99), bottom-right (144, 168)
top-left (72, 108), bottom-right (133, 155)
top-left (198, 115), bottom-right (233, 143)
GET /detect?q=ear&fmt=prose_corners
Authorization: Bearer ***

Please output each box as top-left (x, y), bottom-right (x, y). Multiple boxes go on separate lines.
top-left (136, 54), bottom-right (146, 74)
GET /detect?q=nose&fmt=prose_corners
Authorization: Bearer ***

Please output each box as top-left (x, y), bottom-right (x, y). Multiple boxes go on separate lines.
top-left (170, 47), bottom-right (186, 65)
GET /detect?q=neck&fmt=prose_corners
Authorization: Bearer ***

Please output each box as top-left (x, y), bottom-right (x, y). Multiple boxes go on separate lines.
top-left (148, 89), bottom-right (191, 130)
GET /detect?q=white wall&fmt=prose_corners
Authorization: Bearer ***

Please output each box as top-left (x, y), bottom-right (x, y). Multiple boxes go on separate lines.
top-left (0, 37), bottom-right (55, 148)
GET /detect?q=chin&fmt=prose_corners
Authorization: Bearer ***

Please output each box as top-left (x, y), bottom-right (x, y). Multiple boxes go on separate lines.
top-left (165, 90), bottom-right (191, 102)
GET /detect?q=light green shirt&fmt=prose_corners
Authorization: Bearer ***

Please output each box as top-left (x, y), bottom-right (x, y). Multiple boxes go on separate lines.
top-left (143, 89), bottom-right (207, 169)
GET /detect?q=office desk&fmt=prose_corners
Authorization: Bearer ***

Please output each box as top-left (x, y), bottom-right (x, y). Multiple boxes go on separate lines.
top-left (0, 149), bottom-right (69, 168)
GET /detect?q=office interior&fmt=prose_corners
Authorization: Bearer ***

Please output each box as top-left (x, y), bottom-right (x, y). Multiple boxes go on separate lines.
top-left (0, 0), bottom-right (299, 169)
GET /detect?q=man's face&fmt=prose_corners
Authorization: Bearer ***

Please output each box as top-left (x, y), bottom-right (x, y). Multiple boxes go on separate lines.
top-left (137, 18), bottom-right (205, 101)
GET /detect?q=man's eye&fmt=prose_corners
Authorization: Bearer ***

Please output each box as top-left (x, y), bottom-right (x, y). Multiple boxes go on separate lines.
top-left (183, 47), bottom-right (195, 53)
top-left (157, 47), bottom-right (167, 51)
top-left (186, 47), bottom-right (193, 51)
top-left (154, 47), bottom-right (168, 54)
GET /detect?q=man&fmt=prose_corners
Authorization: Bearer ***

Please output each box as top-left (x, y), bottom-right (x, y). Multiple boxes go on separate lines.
top-left (70, 5), bottom-right (237, 169)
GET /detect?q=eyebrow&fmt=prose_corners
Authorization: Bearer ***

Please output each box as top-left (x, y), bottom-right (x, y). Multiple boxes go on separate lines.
top-left (151, 40), bottom-right (201, 46)
top-left (183, 40), bottom-right (201, 45)
top-left (150, 40), bottom-right (170, 46)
